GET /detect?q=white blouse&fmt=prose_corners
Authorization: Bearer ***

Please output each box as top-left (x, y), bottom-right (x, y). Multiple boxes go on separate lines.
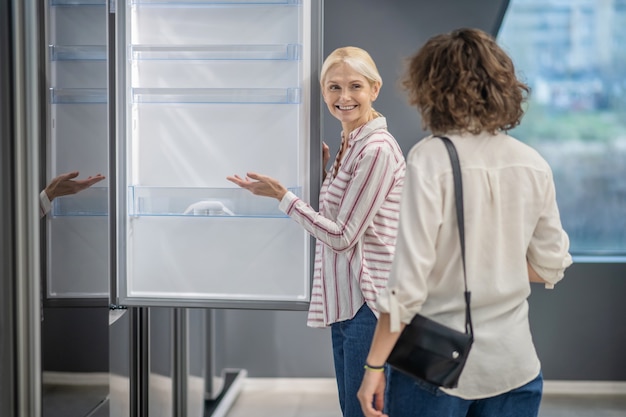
top-left (376, 132), bottom-right (572, 399)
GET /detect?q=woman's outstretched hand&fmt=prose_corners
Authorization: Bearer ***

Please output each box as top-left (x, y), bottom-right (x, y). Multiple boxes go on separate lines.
top-left (44, 171), bottom-right (106, 201)
top-left (226, 172), bottom-right (288, 201)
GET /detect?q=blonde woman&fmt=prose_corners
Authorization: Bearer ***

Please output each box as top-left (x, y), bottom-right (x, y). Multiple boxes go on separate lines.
top-left (229, 46), bottom-right (405, 417)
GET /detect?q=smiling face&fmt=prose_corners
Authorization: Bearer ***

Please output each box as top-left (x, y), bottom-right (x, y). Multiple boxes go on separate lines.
top-left (322, 62), bottom-right (380, 134)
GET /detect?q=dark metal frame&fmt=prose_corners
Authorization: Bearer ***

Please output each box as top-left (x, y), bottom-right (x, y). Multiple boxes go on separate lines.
top-left (0, 0), bottom-right (17, 414)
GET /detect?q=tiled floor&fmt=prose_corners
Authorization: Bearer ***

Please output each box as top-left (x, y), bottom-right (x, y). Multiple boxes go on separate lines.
top-left (538, 394), bottom-right (626, 417)
top-left (41, 377), bottom-right (626, 417)
top-left (224, 378), bottom-right (342, 417)
top-left (224, 378), bottom-right (626, 417)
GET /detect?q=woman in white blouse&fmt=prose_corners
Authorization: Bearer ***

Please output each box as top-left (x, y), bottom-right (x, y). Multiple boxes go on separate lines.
top-left (228, 46), bottom-right (406, 417)
top-left (357, 28), bottom-right (572, 417)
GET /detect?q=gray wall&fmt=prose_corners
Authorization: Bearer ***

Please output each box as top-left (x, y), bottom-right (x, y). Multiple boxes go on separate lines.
top-left (42, 0), bottom-right (626, 382)
top-left (529, 263), bottom-right (626, 380)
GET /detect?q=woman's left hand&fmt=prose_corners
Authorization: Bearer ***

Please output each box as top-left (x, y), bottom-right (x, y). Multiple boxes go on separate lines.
top-left (226, 172), bottom-right (288, 201)
top-left (322, 142), bottom-right (330, 170)
top-left (357, 369), bottom-right (388, 417)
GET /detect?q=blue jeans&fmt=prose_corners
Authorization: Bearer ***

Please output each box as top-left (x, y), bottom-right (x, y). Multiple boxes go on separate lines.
top-left (387, 369), bottom-right (543, 417)
top-left (331, 303), bottom-right (383, 417)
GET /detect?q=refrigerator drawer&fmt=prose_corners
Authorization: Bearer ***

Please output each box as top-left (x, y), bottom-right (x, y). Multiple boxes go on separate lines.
top-left (123, 216), bottom-right (310, 305)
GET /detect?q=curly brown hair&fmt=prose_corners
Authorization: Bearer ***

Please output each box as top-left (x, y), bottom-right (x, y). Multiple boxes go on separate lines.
top-left (402, 28), bottom-right (529, 135)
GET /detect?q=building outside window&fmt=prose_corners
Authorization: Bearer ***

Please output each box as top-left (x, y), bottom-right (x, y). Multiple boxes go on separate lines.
top-left (498, 0), bottom-right (626, 258)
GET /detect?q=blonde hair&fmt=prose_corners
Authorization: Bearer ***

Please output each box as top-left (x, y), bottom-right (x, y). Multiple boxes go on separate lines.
top-left (320, 46), bottom-right (383, 118)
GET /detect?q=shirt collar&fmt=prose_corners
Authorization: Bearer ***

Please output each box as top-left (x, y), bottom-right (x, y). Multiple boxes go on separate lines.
top-left (343, 116), bottom-right (388, 144)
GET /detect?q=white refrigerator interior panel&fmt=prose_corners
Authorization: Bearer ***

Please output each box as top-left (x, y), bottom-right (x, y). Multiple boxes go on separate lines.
top-left (119, 0), bottom-right (314, 306)
top-left (132, 60), bottom-right (300, 88)
top-left (131, 104), bottom-right (300, 186)
top-left (52, 61), bottom-right (107, 88)
top-left (50, 104), bottom-right (108, 175)
top-left (132, 5), bottom-right (299, 45)
top-left (47, 217), bottom-right (109, 298)
top-left (127, 218), bottom-right (308, 301)
top-left (49, 5), bottom-right (106, 45)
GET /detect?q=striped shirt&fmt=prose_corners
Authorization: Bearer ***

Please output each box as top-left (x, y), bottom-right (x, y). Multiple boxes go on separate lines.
top-left (278, 117), bottom-right (406, 327)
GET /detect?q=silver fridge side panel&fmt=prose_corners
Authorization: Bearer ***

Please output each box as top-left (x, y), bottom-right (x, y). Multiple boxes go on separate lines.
top-left (10, 0), bottom-right (44, 415)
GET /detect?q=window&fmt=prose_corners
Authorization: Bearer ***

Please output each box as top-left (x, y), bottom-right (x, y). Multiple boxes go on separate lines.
top-left (498, 0), bottom-right (626, 259)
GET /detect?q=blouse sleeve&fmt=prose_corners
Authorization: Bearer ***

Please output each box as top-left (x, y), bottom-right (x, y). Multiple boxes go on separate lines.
top-left (526, 170), bottom-right (573, 287)
top-left (279, 141), bottom-right (399, 253)
top-left (40, 190), bottom-right (52, 218)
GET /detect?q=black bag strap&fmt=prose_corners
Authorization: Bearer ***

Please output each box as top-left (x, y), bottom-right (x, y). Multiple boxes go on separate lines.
top-left (437, 136), bottom-right (474, 338)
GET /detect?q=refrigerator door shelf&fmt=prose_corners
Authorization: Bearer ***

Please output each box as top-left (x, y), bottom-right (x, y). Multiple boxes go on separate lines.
top-left (130, 44), bottom-right (301, 61)
top-left (51, 0), bottom-right (105, 5)
top-left (50, 45), bottom-right (107, 61)
top-left (132, 59), bottom-right (300, 89)
top-left (131, 0), bottom-right (300, 5)
top-left (51, 88), bottom-right (107, 104)
top-left (52, 186), bottom-right (109, 217)
top-left (132, 88), bottom-right (300, 104)
top-left (128, 185), bottom-right (301, 218)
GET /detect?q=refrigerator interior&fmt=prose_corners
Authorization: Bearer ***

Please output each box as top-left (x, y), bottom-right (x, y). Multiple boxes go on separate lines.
top-left (45, 0), bottom-right (110, 300)
top-left (117, 0), bottom-right (315, 307)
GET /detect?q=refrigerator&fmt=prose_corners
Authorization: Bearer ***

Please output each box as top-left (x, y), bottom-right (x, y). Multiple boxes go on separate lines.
top-left (43, 0), bottom-right (322, 416)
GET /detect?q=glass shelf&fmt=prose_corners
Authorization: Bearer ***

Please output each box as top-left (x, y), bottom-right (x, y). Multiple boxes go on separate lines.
top-left (52, 186), bottom-right (108, 217)
top-left (132, 87), bottom-right (300, 104)
top-left (50, 45), bottom-right (107, 61)
top-left (51, 0), bottom-right (105, 5)
top-left (129, 186), bottom-right (301, 217)
top-left (130, 44), bottom-right (301, 60)
top-left (131, 0), bottom-right (300, 5)
top-left (50, 88), bottom-right (108, 104)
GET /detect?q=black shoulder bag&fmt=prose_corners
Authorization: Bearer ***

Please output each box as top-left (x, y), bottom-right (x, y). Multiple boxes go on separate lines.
top-left (386, 136), bottom-right (474, 389)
